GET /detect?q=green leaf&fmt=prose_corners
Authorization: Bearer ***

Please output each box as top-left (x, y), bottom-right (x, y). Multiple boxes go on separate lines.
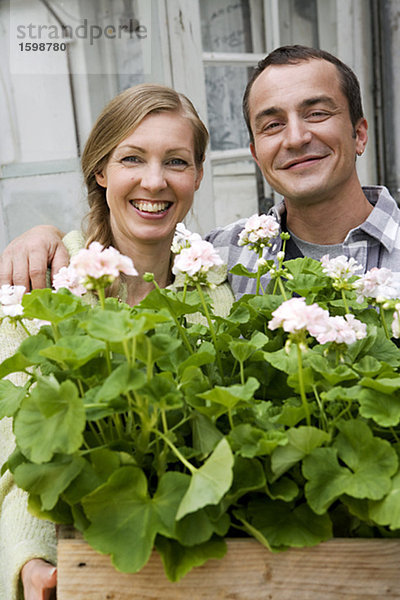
top-left (175, 509), bottom-right (229, 546)
top-left (176, 438), bottom-right (234, 520)
top-left (191, 413), bottom-right (223, 456)
top-left (39, 335), bottom-right (106, 368)
top-left (243, 499), bottom-right (332, 548)
top-left (14, 454), bottom-right (85, 510)
top-left (268, 477), bottom-right (299, 502)
top-left (156, 535), bottom-right (226, 582)
top-left (96, 363), bottom-right (146, 401)
top-left (303, 421), bottom-right (398, 513)
top-left (19, 334), bottom-right (54, 364)
top-left (358, 387), bottom-right (400, 427)
top-left (177, 347), bottom-right (215, 376)
top-left (197, 378), bottom-right (259, 410)
top-left (369, 470), bottom-right (400, 529)
top-left (229, 424), bottom-right (287, 457)
top-left (83, 309), bottom-right (144, 342)
top-left (271, 426), bottom-right (329, 479)
top-left (0, 380), bottom-right (27, 417)
top-left (82, 468), bottom-right (189, 573)
top-left (229, 264), bottom-right (258, 278)
top-left (229, 340), bottom-right (257, 363)
top-left (0, 351), bottom-right (35, 378)
top-left (303, 447), bottom-right (351, 513)
top-left (14, 376), bottom-right (85, 463)
top-left (22, 288), bottom-right (86, 323)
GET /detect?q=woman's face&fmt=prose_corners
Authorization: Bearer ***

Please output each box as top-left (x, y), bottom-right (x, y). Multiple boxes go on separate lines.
top-left (95, 111), bottom-right (203, 250)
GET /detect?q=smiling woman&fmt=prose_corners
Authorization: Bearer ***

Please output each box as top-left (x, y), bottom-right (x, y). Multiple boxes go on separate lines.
top-left (0, 83), bottom-right (234, 600)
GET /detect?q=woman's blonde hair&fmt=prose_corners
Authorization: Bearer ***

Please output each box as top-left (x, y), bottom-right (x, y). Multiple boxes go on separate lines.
top-left (81, 83), bottom-right (209, 248)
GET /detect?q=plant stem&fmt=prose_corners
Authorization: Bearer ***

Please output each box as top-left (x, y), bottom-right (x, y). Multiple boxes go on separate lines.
top-left (152, 279), bottom-right (194, 355)
top-left (341, 289), bottom-right (350, 314)
top-left (296, 342), bottom-right (311, 426)
top-left (195, 283), bottom-right (225, 383)
top-left (256, 249), bottom-right (262, 295)
top-left (380, 308), bottom-right (391, 339)
top-left (18, 319), bottom-right (32, 337)
top-left (156, 430), bottom-right (196, 474)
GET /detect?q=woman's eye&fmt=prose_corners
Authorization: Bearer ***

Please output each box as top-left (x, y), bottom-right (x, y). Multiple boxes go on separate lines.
top-left (168, 158), bottom-right (188, 166)
top-left (122, 156), bottom-right (141, 164)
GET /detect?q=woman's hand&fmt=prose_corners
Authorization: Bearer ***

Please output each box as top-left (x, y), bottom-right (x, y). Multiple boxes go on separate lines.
top-left (0, 225), bottom-right (68, 290)
top-left (21, 558), bottom-right (57, 600)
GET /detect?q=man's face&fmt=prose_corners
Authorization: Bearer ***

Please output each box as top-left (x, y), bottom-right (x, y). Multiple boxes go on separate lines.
top-left (248, 59), bottom-right (368, 207)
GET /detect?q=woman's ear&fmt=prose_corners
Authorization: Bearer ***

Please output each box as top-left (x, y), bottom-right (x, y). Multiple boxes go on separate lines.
top-left (194, 166), bottom-right (204, 191)
top-left (95, 171), bottom-right (107, 188)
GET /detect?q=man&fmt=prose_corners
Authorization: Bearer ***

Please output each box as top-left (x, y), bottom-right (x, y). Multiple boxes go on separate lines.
top-left (1, 45), bottom-right (400, 296)
top-left (206, 45), bottom-right (400, 297)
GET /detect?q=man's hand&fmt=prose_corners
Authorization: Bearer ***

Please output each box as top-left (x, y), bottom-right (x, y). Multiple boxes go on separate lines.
top-left (0, 225), bottom-right (68, 290)
top-left (21, 558), bottom-right (57, 600)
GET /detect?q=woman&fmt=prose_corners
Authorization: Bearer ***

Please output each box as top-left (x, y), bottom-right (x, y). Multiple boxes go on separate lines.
top-left (0, 83), bottom-right (234, 600)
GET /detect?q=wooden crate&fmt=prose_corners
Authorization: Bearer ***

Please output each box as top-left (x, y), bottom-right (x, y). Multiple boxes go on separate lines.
top-left (57, 527), bottom-right (400, 599)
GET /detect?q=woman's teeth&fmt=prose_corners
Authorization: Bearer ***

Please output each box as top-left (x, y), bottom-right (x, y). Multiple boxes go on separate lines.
top-left (131, 201), bottom-right (170, 213)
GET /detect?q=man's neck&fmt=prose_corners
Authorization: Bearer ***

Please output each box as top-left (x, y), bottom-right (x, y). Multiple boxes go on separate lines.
top-left (285, 187), bottom-right (373, 244)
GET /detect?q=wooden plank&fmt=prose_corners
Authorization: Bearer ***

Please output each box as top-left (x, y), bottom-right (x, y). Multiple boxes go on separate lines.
top-left (57, 533), bottom-right (400, 600)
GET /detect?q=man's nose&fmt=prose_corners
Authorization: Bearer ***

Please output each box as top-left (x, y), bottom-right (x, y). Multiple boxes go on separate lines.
top-left (140, 163), bottom-right (167, 192)
top-left (283, 117), bottom-right (312, 149)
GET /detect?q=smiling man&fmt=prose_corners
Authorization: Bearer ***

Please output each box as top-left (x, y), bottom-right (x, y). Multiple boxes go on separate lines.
top-left (1, 46), bottom-right (400, 299)
top-left (206, 45), bottom-right (400, 297)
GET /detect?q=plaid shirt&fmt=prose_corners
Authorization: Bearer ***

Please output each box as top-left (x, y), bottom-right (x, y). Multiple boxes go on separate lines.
top-left (206, 186), bottom-right (400, 299)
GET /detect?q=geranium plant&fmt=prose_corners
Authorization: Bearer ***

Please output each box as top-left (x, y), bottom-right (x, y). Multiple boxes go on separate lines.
top-left (2, 219), bottom-right (400, 582)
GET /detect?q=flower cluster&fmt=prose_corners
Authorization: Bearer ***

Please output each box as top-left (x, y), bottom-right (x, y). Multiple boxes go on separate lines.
top-left (321, 254), bottom-right (363, 281)
top-left (171, 222), bottom-right (202, 254)
top-left (172, 239), bottom-right (224, 285)
top-left (238, 213), bottom-right (280, 251)
top-left (0, 284), bottom-right (25, 317)
top-left (354, 267), bottom-right (400, 304)
top-left (268, 296), bottom-right (367, 346)
top-left (53, 242), bottom-right (138, 294)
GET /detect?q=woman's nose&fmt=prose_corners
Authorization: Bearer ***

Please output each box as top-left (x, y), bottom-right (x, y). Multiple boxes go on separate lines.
top-left (140, 163), bottom-right (167, 192)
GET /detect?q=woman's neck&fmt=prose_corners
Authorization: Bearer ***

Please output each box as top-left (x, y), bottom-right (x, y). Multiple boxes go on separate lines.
top-left (113, 236), bottom-right (173, 306)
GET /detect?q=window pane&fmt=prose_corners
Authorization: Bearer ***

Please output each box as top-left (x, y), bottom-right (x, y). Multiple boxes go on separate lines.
top-left (278, 0), bottom-right (337, 50)
top-left (204, 65), bottom-right (251, 150)
top-left (200, 0), bottom-right (265, 53)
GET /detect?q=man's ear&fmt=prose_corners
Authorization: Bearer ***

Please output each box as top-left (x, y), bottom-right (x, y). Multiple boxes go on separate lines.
top-left (250, 143), bottom-right (261, 170)
top-left (355, 117), bottom-right (368, 155)
top-left (95, 171), bottom-right (107, 188)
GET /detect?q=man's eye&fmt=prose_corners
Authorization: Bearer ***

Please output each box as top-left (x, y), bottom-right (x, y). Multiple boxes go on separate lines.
top-left (307, 111), bottom-right (330, 120)
top-left (263, 121), bottom-right (283, 133)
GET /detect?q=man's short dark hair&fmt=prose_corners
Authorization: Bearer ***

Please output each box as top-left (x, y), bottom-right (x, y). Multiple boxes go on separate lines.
top-left (243, 45), bottom-right (364, 144)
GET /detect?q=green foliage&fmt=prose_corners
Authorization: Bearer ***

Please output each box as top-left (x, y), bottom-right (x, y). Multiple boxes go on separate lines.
top-left (3, 255), bottom-right (400, 580)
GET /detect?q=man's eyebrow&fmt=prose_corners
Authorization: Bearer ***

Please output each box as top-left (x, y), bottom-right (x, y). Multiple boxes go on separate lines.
top-left (299, 95), bottom-right (338, 110)
top-left (253, 107), bottom-right (281, 129)
top-left (253, 95), bottom-right (339, 128)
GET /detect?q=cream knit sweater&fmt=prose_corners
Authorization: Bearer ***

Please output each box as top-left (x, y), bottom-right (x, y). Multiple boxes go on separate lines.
top-left (0, 231), bottom-right (234, 599)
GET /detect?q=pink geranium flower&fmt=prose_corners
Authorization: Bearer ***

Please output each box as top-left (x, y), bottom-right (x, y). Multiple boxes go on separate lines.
top-left (172, 239), bottom-right (223, 282)
top-left (53, 265), bottom-right (87, 297)
top-left (268, 297), bottom-right (330, 334)
top-left (320, 255), bottom-right (363, 281)
top-left (0, 284), bottom-right (25, 316)
top-left (70, 242), bottom-right (138, 287)
top-left (354, 267), bottom-right (400, 303)
top-left (238, 214), bottom-right (280, 250)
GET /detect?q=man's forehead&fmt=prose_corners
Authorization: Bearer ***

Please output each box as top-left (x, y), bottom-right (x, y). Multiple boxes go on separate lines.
top-left (248, 60), bottom-right (343, 117)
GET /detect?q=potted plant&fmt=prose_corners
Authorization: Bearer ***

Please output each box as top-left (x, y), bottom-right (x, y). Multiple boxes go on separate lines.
top-left (2, 217), bottom-right (400, 597)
